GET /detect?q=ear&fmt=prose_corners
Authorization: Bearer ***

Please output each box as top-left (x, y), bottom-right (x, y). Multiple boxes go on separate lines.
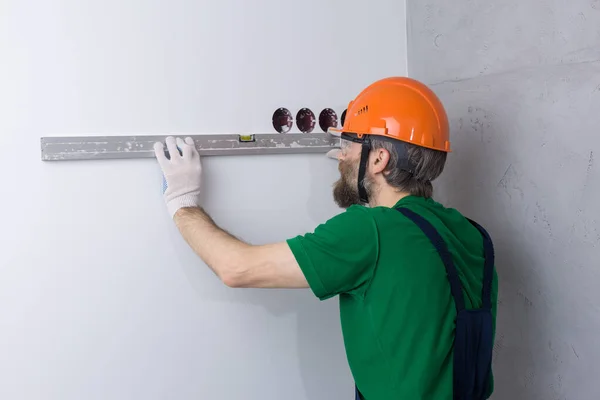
top-left (370, 147), bottom-right (391, 174)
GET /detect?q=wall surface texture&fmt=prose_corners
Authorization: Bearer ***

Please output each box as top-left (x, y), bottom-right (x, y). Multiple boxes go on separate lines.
top-left (0, 1), bottom-right (407, 399)
top-left (407, 1), bottom-right (600, 399)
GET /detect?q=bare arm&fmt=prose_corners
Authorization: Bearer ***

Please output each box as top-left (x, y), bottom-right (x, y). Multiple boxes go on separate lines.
top-left (173, 207), bottom-right (308, 289)
top-left (153, 137), bottom-right (308, 289)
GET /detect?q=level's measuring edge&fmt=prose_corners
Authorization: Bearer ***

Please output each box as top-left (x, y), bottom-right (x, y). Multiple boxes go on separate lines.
top-left (40, 133), bottom-right (339, 161)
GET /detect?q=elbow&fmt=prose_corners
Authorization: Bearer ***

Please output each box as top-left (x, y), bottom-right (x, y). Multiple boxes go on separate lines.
top-left (221, 269), bottom-right (245, 288)
top-left (219, 262), bottom-right (252, 288)
top-left (218, 246), bottom-right (264, 288)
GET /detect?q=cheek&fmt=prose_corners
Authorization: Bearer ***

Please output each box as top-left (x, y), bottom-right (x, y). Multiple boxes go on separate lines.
top-left (339, 160), bottom-right (357, 179)
top-left (350, 143), bottom-right (363, 156)
top-left (337, 160), bottom-right (349, 176)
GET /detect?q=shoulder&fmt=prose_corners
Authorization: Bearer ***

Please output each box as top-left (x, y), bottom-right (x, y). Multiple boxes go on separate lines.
top-left (323, 204), bottom-right (376, 227)
top-left (287, 204), bottom-right (379, 249)
top-left (286, 205), bottom-right (381, 299)
top-left (295, 204), bottom-right (378, 240)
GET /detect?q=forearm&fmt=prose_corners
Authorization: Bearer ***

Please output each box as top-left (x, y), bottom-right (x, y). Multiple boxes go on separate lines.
top-left (172, 206), bottom-right (308, 289)
top-left (173, 206), bottom-right (251, 284)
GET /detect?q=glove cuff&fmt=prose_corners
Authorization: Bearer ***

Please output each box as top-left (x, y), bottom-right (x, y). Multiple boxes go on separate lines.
top-left (166, 193), bottom-right (201, 218)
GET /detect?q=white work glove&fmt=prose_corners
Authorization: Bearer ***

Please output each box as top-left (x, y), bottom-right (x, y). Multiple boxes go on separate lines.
top-left (154, 136), bottom-right (202, 218)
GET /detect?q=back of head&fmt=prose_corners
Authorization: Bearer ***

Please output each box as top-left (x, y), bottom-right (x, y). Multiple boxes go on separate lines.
top-left (369, 138), bottom-right (447, 198)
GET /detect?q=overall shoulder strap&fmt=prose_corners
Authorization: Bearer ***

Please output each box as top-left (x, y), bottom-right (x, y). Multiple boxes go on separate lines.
top-left (396, 207), bottom-right (466, 312)
top-left (465, 218), bottom-right (495, 310)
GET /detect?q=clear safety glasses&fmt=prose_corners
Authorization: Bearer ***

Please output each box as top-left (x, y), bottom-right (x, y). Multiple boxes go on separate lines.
top-left (339, 136), bottom-right (353, 154)
top-left (327, 127), bottom-right (364, 156)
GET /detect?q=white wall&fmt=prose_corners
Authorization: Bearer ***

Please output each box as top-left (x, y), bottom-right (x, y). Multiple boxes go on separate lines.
top-left (407, 1), bottom-right (600, 399)
top-left (0, 1), bottom-right (407, 399)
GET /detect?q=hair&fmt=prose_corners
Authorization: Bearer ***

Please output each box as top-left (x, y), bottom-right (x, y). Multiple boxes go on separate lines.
top-left (369, 138), bottom-right (447, 198)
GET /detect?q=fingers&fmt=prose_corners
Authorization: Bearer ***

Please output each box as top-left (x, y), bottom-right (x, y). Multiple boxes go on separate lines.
top-left (155, 136), bottom-right (199, 165)
top-left (165, 136), bottom-right (183, 161)
top-left (165, 136), bottom-right (181, 161)
top-left (177, 137), bottom-right (191, 159)
top-left (184, 137), bottom-right (199, 158)
top-left (153, 141), bottom-right (169, 166)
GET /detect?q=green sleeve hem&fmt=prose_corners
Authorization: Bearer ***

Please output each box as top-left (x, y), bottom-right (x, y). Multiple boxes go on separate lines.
top-left (286, 237), bottom-right (330, 300)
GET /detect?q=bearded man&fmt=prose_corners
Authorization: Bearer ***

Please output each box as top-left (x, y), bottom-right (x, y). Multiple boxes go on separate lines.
top-left (153, 77), bottom-right (499, 400)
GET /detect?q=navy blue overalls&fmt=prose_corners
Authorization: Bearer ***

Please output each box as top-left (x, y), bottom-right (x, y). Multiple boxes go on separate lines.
top-left (354, 207), bottom-right (495, 400)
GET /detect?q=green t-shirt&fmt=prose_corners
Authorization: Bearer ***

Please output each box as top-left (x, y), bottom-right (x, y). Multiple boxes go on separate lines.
top-left (286, 195), bottom-right (498, 400)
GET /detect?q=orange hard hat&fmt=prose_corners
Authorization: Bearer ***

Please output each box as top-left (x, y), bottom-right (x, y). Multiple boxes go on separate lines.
top-left (330, 76), bottom-right (451, 152)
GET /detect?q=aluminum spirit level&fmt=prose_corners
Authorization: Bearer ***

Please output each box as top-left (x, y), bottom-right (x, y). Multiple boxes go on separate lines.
top-left (40, 133), bottom-right (339, 161)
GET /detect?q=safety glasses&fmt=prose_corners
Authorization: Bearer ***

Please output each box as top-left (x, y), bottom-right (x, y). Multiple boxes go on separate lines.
top-left (328, 127), bottom-right (365, 156)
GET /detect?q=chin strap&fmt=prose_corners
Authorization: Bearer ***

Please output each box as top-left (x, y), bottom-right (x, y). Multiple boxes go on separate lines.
top-left (395, 141), bottom-right (417, 175)
top-left (353, 134), bottom-right (418, 205)
top-left (357, 137), bottom-right (371, 204)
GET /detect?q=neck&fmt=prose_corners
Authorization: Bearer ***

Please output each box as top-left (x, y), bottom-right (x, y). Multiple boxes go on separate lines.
top-left (368, 187), bottom-right (411, 208)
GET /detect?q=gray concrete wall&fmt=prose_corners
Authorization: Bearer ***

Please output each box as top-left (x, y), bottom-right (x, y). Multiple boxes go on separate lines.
top-left (407, 1), bottom-right (600, 399)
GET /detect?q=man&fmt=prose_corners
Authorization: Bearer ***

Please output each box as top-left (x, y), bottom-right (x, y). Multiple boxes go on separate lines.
top-left (153, 77), bottom-right (498, 400)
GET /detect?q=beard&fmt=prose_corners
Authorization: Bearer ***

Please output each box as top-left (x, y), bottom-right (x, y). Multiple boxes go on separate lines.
top-left (333, 158), bottom-right (367, 208)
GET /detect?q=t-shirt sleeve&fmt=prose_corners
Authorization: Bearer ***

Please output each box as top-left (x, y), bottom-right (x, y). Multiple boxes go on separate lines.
top-left (286, 206), bottom-right (379, 300)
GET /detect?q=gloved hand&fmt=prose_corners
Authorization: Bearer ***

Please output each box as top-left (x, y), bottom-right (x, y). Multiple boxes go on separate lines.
top-left (154, 136), bottom-right (202, 218)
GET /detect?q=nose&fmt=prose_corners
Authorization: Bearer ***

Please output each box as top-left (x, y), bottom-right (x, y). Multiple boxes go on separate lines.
top-left (326, 149), bottom-right (342, 160)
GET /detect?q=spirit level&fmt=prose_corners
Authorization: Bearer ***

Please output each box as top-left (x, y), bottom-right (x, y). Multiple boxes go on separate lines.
top-left (40, 133), bottom-right (339, 161)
